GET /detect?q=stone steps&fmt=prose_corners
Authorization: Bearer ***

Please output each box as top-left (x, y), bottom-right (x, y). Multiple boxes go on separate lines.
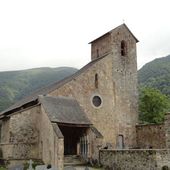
top-left (64, 155), bottom-right (103, 169)
top-left (64, 155), bottom-right (86, 166)
top-left (64, 166), bottom-right (103, 170)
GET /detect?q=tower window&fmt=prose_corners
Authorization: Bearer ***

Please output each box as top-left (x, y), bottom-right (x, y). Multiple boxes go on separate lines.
top-left (95, 74), bottom-right (98, 88)
top-left (121, 40), bottom-right (127, 56)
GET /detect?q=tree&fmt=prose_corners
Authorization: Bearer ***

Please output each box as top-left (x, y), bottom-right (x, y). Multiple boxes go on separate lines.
top-left (139, 87), bottom-right (170, 124)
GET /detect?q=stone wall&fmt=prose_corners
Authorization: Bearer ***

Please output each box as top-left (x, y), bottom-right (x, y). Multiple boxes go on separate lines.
top-left (136, 124), bottom-right (166, 149)
top-left (100, 149), bottom-right (170, 170)
top-left (91, 33), bottom-right (111, 60)
top-left (9, 107), bottom-right (40, 144)
top-left (50, 55), bottom-right (117, 148)
top-left (165, 112), bottom-right (170, 149)
top-left (87, 128), bottom-right (103, 163)
top-left (40, 106), bottom-right (64, 170)
top-left (0, 106), bottom-right (40, 161)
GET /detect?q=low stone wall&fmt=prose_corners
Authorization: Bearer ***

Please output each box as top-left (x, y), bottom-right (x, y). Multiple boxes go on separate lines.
top-left (0, 143), bottom-right (41, 168)
top-left (99, 149), bottom-right (170, 170)
top-left (136, 124), bottom-right (166, 149)
top-left (0, 143), bottom-right (38, 159)
top-left (165, 112), bottom-right (170, 149)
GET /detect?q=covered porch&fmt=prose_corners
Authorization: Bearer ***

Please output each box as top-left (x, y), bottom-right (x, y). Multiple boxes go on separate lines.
top-left (58, 123), bottom-right (90, 159)
top-left (40, 95), bottom-right (103, 167)
top-left (40, 96), bottom-right (93, 162)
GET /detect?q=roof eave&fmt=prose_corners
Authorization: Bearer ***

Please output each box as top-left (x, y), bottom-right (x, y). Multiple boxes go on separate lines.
top-left (88, 32), bottom-right (111, 44)
top-left (54, 121), bottom-right (92, 127)
top-left (123, 23), bottom-right (139, 43)
top-left (0, 99), bottom-right (39, 117)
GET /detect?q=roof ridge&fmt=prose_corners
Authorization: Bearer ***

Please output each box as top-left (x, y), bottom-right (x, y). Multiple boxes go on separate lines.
top-left (39, 95), bottom-right (75, 100)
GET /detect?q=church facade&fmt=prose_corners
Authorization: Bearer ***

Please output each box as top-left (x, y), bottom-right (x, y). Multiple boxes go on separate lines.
top-left (0, 24), bottom-right (139, 169)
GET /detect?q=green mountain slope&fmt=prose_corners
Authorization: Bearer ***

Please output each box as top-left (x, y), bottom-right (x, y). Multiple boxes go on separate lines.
top-left (1, 55), bottom-right (170, 113)
top-left (0, 67), bottom-right (78, 112)
top-left (138, 55), bottom-right (170, 96)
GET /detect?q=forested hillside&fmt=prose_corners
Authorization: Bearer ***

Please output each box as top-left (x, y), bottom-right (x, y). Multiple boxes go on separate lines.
top-left (0, 67), bottom-right (77, 112)
top-left (138, 55), bottom-right (170, 123)
top-left (0, 54), bottom-right (170, 113)
top-left (138, 55), bottom-right (170, 97)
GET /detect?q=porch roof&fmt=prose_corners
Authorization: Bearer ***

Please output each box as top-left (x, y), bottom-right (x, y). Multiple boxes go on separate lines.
top-left (39, 95), bottom-right (92, 126)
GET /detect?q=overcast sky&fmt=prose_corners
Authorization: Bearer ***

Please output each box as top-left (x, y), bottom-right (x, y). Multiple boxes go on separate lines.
top-left (0, 0), bottom-right (170, 71)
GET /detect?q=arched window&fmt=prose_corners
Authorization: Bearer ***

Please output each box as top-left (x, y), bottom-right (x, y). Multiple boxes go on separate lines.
top-left (95, 74), bottom-right (98, 88)
top-left (121, 40), bottom-right (127, 56)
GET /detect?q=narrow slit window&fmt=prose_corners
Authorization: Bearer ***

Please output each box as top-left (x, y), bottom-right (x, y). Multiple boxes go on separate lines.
top-left (97, 49), bottom-right (99, 58)
top-left (121, 40), bottom-right (127, 56)
top-left (95, 74), bottom-right (98, 88)
top-left (0, 124), bottom-right (2, 143)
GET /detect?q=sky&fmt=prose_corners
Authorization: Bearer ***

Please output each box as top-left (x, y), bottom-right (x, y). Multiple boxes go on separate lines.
top-left (0, 0), bottom-right (170, 71)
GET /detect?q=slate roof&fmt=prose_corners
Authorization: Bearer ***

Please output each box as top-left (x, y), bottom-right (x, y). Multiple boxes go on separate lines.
top-left (89, 23), bottom-right (139, 44)
top-left (39, 95), bottom-right (92, 126)
top-left (0, 54), bottom-right (107, 116)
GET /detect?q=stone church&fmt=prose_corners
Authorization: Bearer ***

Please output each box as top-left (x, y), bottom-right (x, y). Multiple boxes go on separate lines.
top-left (0, 24), bottom-right (139, 169)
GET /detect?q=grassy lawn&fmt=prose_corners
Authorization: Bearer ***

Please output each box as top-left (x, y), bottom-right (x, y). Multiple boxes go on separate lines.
top-left (0, 167), bottom-right (7, 170)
